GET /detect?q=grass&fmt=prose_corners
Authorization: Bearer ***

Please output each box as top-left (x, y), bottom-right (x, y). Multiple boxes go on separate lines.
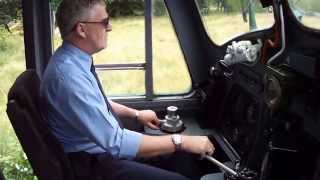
top-left (55, 16), bottom-right (192, 95)
top-left (0, 32), bottom-right (34, 180)
top-left (301, 16), bottom-right (320, 29)
top-left (0, 12), bottom-right (285, 179)
top-left (93, 16), bottom-right (192, 95)
top-left (202, 12), bottom-right (275, 45)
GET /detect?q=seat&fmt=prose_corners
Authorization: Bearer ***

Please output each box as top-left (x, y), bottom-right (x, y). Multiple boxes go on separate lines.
top-left (6, 69), bottom-right (74, 180)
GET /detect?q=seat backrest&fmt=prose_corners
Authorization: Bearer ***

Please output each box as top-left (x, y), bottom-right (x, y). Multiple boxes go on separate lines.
top-left (6, 69), bottom-right (74, 180)
top-left (0, 168), bottom-right (5, 180)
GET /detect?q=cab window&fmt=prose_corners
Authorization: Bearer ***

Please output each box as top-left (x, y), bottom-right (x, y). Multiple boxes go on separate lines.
top-left (52, 0), bottom-right (192, 97)
top-left (197, 0), bottom-right (275, 45)
top-left (288, 0), bottom-right (320, 30)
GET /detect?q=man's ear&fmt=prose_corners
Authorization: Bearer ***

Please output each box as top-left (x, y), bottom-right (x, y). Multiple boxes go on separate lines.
top-left (74, 23), bottom-right (87, 38)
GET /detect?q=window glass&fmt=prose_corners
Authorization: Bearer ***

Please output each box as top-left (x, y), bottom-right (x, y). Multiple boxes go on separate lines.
top-left (52, 0), bottom-right (192, 97)
top-left (152, 0), bottom-right (192, 95)
top-left (0, 1), bottom-right (34, 179)
top-left (53, 6), bottom-right (145, 64)
top-left (288, 0), bottom-right (320, 30)
top-left (93, 16), bottom-right (145, 64)
top-left (197, 0), bottom-right (274, 45)
top-left (97, 70), bottom-right (145, 96)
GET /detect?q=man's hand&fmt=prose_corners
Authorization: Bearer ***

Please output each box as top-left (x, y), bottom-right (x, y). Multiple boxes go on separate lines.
top-left (136, 110), bottom-right (160, 130)
top-left (181, 136), bottom-right (215, 156)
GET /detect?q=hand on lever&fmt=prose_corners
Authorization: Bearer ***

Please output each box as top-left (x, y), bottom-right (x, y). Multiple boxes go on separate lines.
top-left (136, 110), bottom-right (160, 130)
top-left (181, 136), bottom-right (215, 157)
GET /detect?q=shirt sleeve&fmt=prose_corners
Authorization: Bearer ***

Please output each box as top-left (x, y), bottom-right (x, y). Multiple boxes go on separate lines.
top-left (54, 72), bottom-right (142, 159)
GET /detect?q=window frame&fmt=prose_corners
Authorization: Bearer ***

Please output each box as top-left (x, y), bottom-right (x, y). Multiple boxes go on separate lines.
top-left (89, 0), bottom-right (192, 99)
top-left (22, 0), bottom-right (202, 110)
top-left (24, 0), bottom-right (194, 101)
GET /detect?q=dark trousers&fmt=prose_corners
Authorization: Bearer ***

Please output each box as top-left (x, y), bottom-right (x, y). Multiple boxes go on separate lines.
top-left (68, 151), bottom-right (190, 180)
top-left (67, 121), bottom-right (219, 180)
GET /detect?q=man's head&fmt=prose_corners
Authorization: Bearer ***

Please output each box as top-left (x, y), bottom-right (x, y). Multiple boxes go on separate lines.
top-left (56, 0), bottom-right (111, 54)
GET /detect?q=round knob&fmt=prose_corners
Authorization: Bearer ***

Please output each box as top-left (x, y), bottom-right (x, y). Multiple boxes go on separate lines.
top-left (167, 106), bottom-right (178, 118)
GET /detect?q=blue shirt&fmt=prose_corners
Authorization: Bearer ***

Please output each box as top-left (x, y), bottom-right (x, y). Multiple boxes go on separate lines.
top-left (40, 42), bottom-right (142, 159)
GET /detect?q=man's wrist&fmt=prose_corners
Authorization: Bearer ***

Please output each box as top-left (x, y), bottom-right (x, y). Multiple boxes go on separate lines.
top-left (171, 134), bottom-right (182, 151)
top-left (134, 110), bottom-right (140, 121)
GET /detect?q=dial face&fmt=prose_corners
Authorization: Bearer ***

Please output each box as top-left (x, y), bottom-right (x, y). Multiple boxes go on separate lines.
top-left (265, 74), bottom-right (282, 111)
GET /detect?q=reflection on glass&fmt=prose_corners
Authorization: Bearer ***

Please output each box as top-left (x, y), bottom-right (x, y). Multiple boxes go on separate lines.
top-left (197, 0), bottom-right (275, 45)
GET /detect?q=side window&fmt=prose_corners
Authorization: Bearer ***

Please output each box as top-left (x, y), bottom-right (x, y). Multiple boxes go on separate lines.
top-left (52, 0), bottom-right (191, 97)
top-left (197, 0), bottom-right (275, 45)
top-left (288, 0), bottom-right (320, 30)
top-left (94, 14), bottom-right (146, 96)
top-left (0, 0), bottom-right (35, 179)
top-left (152, 1), bottom-right (191, 95)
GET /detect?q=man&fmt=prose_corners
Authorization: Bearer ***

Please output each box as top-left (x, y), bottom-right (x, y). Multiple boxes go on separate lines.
top-left (40, 0), bottom-right (216, 179)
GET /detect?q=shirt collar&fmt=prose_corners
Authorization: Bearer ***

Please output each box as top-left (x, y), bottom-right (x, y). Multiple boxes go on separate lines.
top-left (61, 41), bottom-right (92, 71)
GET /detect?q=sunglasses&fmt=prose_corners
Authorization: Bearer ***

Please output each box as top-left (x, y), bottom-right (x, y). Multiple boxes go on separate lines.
top-left (79, 17), bottom-right (110, 29)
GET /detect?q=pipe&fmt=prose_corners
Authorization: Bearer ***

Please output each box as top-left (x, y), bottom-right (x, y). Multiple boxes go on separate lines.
top-left (267, 1), bottom-right (286, 65)
top-left (204, 155), bottom-right (238, 176)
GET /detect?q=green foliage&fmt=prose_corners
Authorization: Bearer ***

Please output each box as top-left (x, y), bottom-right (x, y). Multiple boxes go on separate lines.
top-left (50, 0), bottom-right (61, 11)
top-left (107, 0), bottom-right (144, 17)
top-left (197, 0), bottom-right (210, 14)
top-left (224, 0), bottom-right (242, 12)
top-left (153, 0), bottom-right (167, 16)
top-left (0, 30), bottom-right (8, 52)
top-left (293, 0), bottom-right (320, 12)
top-left (51, 0), bottom-right (172, 17)
top-left (0, 0), bottom-right (22, 30)
top-left (196, 0), bottom-right (261, 14)
top-left (0, 30), bottom-right (31, 179)
top-left (0, 151), bottom-right (35, 180)
top-left (0, 28), bottom-right (17, 65)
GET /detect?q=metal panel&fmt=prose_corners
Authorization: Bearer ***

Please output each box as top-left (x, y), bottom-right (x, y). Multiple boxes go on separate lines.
top-left (164, 0), bottom-right (211, 85)
top-left (95, 63), bottom-right (146, 71)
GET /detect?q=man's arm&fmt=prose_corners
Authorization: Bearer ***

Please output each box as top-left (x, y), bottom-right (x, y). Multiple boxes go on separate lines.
top-left (109, 100), bottom-right (137, 119)
top-left (109, 101), bottom-right (215, 158)
top-left (137, 134), bottom-right (215, 158)
top-left (110, 100), bottom-right (160, 129)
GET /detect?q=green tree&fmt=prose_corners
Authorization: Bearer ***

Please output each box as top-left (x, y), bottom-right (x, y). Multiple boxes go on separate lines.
top-left (51, 0), bottom-right (61, 11)
top-left (107, 0), bottom-right (144, 17)
top-left (153, 0), bottom-right (167, 16)
top-left (198, 0), bottom-right (210, 14)
top-left (0, 0), bottom-right (22, 32)
top-left (51, 0), bottom-right (145, 17)
top-left (241, 0), bottom-right (257, 30)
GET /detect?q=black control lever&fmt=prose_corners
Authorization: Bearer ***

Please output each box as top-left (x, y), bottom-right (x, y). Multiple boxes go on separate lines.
top-left (203, 155), bottom-right (257, 180)
top-left (210, 61), bottom-right (233, 78)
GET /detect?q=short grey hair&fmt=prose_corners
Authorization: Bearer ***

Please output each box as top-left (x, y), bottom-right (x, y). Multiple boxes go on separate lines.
top-left (56, 0), bottom-right (106, 39)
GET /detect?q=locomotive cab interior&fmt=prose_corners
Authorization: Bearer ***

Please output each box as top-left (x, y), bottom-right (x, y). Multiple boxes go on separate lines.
top-left (4, 0), bottom-right (320, 179)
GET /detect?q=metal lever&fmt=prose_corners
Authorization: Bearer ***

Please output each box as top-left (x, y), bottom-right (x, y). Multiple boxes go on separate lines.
top-left (204, 156), bottom-right (258, 180)
top-left (203, 155), bottom-right (238, 176)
